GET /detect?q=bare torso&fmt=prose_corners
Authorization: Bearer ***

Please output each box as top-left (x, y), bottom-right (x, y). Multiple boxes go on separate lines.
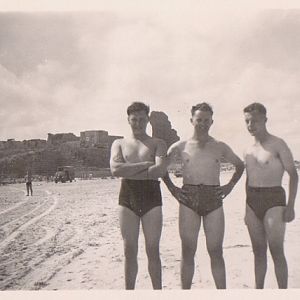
top-left (244, 135), bottom-right (284, 187)
top-left (120, 136), bottom-right (159, 180)
top-left (177, 138), bottom-right (224, 185)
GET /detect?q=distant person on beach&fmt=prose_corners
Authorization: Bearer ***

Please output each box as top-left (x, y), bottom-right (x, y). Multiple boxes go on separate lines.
top-left (25, 170), bottom-right (33, 196)
top-left (163, 102), bottom-right (244, 289)
top-left (243, 103), bottom-right (298, 288)
top-left (110, 102), bottom-right (167, 289)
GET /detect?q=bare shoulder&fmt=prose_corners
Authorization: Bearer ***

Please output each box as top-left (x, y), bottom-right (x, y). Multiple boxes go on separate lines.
top-left (270, 134), bottom-right (286, 144)
top-left (211, 138), bottom-right (231, 152)
top-left (268, 135), bottom-right (289, 151)
top-left (167, 140), bottom-right (186, 156)
top-left (170, 140), bottom-right (186, 150)
top-left (111, 137), bottom-right (125, 148)
top-left (113, 137), bottom-right (124, 144)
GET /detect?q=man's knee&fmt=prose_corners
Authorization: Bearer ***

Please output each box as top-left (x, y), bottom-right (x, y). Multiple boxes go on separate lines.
top-left (252, 244), bottom-right (267, 259)
top-left (268, 242), bottom-right (285, 259)
top-left (181, 241), bottom-right (197, 261)
top-left (123, 240), bottom-right (138, 261)
top-left (145, 243), bottom-right (160, 260)
top-left (207, 246), bottom-right (223, 260)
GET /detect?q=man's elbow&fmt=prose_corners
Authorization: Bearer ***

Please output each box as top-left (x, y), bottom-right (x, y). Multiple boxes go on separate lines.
top-left (148, 166), bottom-right (167, 179)
top-left (110, 166), bottom-right (120, 177)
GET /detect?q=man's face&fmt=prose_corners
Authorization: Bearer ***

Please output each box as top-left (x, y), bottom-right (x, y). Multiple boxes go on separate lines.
top-left (244, 111), bottom-right (267, 136)
top-left (128, 110), bottom-right (149, 134)
top-left (190, 110), bottom-right (213, 133)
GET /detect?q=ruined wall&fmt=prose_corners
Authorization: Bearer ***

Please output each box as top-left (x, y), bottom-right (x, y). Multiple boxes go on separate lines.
top-left (47, 133), bottom-right (79, 145)
top-left (23, 139), bottom-right (47, 148)
top-left (80, 130), bottom-right (109, 147)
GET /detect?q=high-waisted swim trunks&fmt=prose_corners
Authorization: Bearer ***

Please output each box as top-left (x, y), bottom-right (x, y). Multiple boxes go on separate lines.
top-left (246, 186), bottom-right (286, 221)
top-left (119, 179), bottom-right (162, 217)
top-left (181, 184), bottom-right (222, 216)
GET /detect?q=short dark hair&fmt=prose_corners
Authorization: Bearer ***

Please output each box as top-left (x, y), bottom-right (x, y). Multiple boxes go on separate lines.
top-left (243, 102), bottom-right (267, 115)
top-left (191, 102), bottom-right (213, 116)
top-left (127, 102), bottom-right (150, 116)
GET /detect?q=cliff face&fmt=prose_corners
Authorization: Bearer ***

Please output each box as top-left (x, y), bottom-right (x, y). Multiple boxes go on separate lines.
top-left (150, 111), bottom-right (180, 147)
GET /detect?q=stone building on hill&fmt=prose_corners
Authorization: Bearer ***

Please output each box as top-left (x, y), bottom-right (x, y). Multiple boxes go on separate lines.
top-left (80, 130), bottom-right (122, 149)
top-left (47, 133), bottom-right (79, 145)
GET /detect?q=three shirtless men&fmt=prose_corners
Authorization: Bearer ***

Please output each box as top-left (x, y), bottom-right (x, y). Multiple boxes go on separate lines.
top-left (110, 101), bottom-right (298, 289)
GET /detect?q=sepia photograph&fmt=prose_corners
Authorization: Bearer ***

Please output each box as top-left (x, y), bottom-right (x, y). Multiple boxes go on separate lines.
top-left (0, 0), bottom-right (299, 298)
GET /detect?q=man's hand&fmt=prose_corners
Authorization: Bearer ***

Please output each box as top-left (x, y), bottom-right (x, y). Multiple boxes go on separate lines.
top-left (215, 183), bottom-right (234, 200)
top-left (283, 206), bottom-right (295, 223)
top-left (169, 186), bottom-right (190, 204)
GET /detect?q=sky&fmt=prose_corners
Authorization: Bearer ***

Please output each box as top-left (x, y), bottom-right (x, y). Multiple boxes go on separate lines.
top-left (0, 1), bottom-right (300, 158)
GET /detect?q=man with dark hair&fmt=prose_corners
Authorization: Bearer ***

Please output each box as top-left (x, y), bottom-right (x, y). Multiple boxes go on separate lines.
top-left (110, 102), bottom-right (167, 289)
top-left (243, 102), bottom-right (298, 288)
top-left (163, 102), bottom-right (244, 289)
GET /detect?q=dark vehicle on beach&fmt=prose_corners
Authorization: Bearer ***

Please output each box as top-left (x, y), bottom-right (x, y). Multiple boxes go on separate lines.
top-left (54, 166), bottom-right (75, 183)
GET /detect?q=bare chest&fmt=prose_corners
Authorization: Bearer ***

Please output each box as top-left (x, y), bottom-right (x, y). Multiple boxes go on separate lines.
top-left (181, 143), bottom-right (222, 166)
top-left (121, 140), bottom-right (156, 162)
top-left (245, 146), bottom-right (281, 169)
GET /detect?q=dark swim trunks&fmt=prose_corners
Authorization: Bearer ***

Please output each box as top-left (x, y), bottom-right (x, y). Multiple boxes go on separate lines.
top-left (119, 179), bottom-right (162, 217)
top-left (246, 186), bottom-right (286, 221)
top-left (181, 184), bottom-right (222, 216)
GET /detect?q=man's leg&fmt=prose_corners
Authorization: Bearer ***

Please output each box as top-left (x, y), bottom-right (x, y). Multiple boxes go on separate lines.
top-left (30, 183), bottom-right (33, 196)
top-left (264, 206), bottom-right (287, 289)
top-left (119, 206), bottom-right (140, 289)
top-left (179, 204), bottom-right (201, 289)
top-left (203, 206), bottom-right (226, 289)
top-left (141, 206), bottom-right (162, 289)
top-left (245, 204), bottom-right (268, 288)
top-left (26, 183), bottom-right (29, 196)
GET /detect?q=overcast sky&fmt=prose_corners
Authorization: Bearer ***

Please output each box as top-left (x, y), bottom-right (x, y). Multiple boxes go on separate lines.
top-left (0, 1), bottom-right (299, 158)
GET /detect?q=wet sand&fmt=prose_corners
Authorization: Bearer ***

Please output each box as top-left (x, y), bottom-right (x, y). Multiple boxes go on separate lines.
top-left (0, 172), bottom-right (299, 290)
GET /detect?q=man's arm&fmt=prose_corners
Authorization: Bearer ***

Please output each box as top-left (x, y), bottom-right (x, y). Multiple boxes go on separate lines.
top-left (218, 143), bottom-right (245, 199)
top-left (162, 142), bottom-right (189, 203)
top-left (146, 139), bottom-right (168, 179)
top-left (109, 140), bottom-right (153, 177)
top-left (278, 140), bottom-right (298, 222)
top-left (162, 142), bottom-right (180, 190)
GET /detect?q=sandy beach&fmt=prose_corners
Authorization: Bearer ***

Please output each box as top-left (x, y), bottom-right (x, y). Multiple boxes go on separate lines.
top-left (0, 172), bottom-right (299, 290)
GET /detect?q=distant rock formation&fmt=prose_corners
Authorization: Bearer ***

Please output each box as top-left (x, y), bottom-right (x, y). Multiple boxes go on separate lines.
top-left (150, 111), bottom-right (180, 147)
top-left (0, 130), bottom-right (122, 179)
